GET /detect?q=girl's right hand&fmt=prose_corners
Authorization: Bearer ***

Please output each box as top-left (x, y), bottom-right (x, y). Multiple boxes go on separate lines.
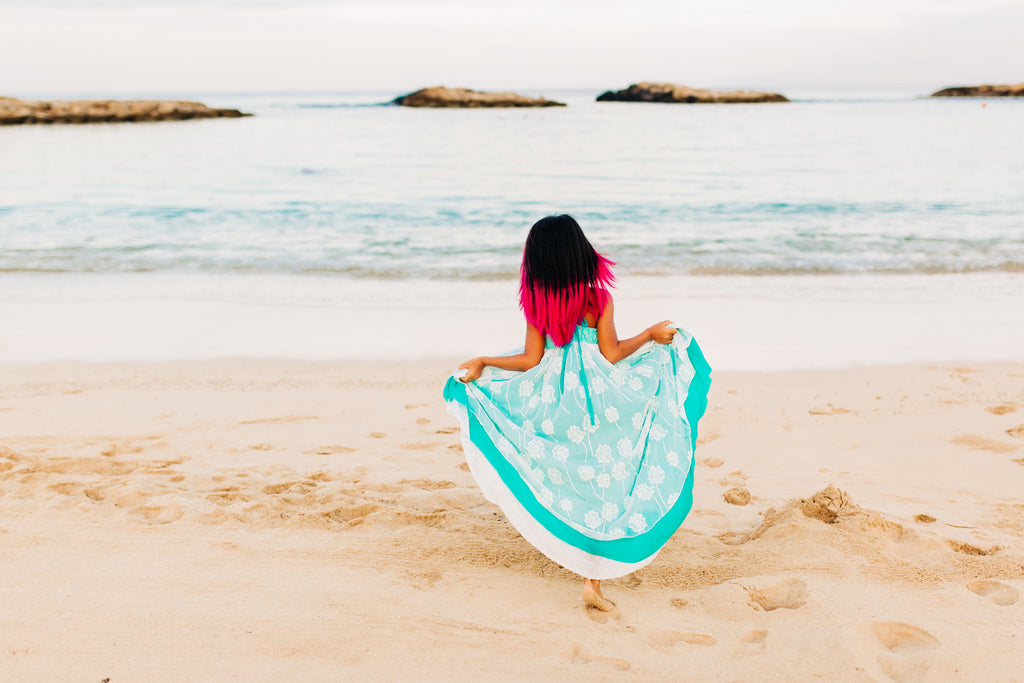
top-left (458, 358), bottom-right (485, 383)
top-left (648, 321), bottom-right (678, 345)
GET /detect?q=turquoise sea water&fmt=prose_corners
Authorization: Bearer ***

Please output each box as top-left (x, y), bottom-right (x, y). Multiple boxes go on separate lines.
top-left (1, 89), bottom-right (1022, 279)
top-left (2, 88), bottom-right (1023, 365)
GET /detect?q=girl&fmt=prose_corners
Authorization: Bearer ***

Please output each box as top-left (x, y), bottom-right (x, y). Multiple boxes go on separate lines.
top-left (443, 214), bottom-right (710, 611)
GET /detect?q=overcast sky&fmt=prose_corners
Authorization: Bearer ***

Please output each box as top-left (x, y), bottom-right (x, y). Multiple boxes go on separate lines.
top-left (1, 0), bottom-right (1021, 96)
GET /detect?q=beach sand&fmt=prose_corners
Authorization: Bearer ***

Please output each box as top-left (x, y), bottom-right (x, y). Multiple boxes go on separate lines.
top-left (1, 359), bottom-right (1022, 681)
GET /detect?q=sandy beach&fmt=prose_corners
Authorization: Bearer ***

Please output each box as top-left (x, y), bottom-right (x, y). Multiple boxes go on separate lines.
top-left (2, 358), bottom-right (1021, 681)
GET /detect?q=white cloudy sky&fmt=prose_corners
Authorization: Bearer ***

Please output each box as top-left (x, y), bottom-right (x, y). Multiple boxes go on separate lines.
top-left (1, 0), bottom-right (1021, 95)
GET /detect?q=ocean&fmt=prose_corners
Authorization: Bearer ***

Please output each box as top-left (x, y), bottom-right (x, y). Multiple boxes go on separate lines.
top-left (2, 88), bottom-right (1023, 367)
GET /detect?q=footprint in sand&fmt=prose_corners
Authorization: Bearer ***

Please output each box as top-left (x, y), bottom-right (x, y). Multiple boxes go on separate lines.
top-left (369, 432), bottom-right (386, 439)
top-left (647, 630), bottom-right (716, 647)
top-left (404, 403), bottom-right (428, 409)
top-left (948, 540), bottom-right (999, 556)
top-left (416, 417), bottom-right (431, 425)
top-left (733, 629), bottom-right (767, 657)
top-left (745, 578), bottom-right (808, 611)
top-left (808, 405), bottom-right (853, 415)
top-left (700, 457), bottom-right (724, 468)
top-left (400, 442), bottom-right (441, 450)
top-left (585, 604), bottom-right (622, 624)
top-left (966, 580), bottom-right (1019, 606)
top-left (1007, 426), bottom-right (1024, 439)
top-left (399, 478), bottom-right (456, 490)
top-left (308, 445), bottom-right (356, 455)
top-left (868, 622), bottom-right (939, 683)
top-left (700, 583), bottom-right (752, 621)
top-left (723, 487), bottom-right (751, 506)
top-left (669, 598), bottom-right (688, 609)
top-left (948, 434), bottom-right (1019, 453)
top-left (566, 644), bottom-right (630, 671)
top-left (913, 514), bottom-right (936, 524)
top-left (101, 443), bottom-right (143, 457)
top-left (719, 471), bottom-right (747, 487)
top-left (986, 404), bottom-right (1018, 415)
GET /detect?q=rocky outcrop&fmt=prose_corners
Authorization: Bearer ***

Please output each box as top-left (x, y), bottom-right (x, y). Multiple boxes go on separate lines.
top-left (393, 86), bottom-right (565, 108)
top-left (931, 84), bottom-right (1024, 98)
top-left (596, 82), bottom-right (788, 104)
top-left (0, 97), bottom-right (251, 125)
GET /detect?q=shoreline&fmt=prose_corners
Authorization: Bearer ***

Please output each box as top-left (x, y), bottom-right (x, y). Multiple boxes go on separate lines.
top-left (2, 357), bottom-right (1022, 679)
top-left (3, 271), bottom-right (1024, 369)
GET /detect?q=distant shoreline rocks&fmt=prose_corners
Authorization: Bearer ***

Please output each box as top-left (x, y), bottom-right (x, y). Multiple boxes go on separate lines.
top-left (393, 86), bottom-right (565, 108)
top-left (930, 83), bottom-right (1024, 98)
top-left (0, 97), bottom-right (251, 125)
top-left (597, 82), bottom-right (789, 104)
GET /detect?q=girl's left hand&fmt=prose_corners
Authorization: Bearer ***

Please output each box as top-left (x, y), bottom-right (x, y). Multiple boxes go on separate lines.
top-left (648, 321), bottom-right (678, 345)
top-left (458, 358), bottom-right (484, 383)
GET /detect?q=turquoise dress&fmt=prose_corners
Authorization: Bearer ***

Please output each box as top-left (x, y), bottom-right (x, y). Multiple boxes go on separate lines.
top-left (443, 323), bottom-right (710, 579)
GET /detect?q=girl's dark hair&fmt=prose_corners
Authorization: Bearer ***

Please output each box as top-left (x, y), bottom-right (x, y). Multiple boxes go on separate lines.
top-left (519, 214), bottom-right (615, 346)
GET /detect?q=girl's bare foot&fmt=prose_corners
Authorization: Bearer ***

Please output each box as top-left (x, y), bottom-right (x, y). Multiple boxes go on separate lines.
top-left (582, 578), bottom-right (614, 611)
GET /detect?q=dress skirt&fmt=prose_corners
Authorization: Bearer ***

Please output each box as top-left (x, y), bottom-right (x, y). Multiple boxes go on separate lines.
top-left (443, 323), bottom-right (711, 579)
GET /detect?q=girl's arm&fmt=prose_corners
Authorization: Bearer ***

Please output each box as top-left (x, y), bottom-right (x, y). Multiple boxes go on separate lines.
top-left (596, 299), bottom-right (676, 364)
top-left (458, 323), bottom-right (545, 382)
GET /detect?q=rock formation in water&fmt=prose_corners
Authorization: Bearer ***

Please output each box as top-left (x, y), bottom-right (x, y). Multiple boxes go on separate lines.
top-left (930, 84), bottom-right (1024, 98)
top-left (0, 97), bottom-right (251, 125)
top-left (393, 87), bottom-right (565, 108)
top-left (596, 82), bottom-right (789, 104)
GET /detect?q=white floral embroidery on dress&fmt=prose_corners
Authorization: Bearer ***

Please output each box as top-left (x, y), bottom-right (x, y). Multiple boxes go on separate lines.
top-left (497, 438), bottom-right (516, 458)
top-left (584, 510), bottom-right (601, 529)
top-left (631, 412), bottom-right (645, 430)
top-left (595, 444), bottom-right (612, 463)
top-left (541, 419), bottom-right (554, 435)
top-left (636, 365), bottom-right (654, 378)
top-left (596, 472), bottom-right (610, 489)
top-left (635, 483), bottom-right (654, 501)
top-left (547, 467), bottom-right (564, 485)
top-left (650, 424), bottom-right (666, 441)
top-left (540, 384), bottom-right (556, 404)
top-left (591, 375), bottom-right (607, 394)
top-left (604, 406), bottom-right (619, 422)
top-left (526, 438), bottom-right (545, 458)
top-left (567, 425), bottom-right (585, 443)
top-left (537, 487), bottom-right (554, 505)
top-left (522, 420), bottom-right (534, 434)
top-left (608, 528), bottom-right (625, 539)
top-left (602, 501), bottom-right (619, 521)
top-left (611, 462), bottom-right (628, 481)
top-left (552, 444), bottom-right (569, 462)
top-left (577, 465), bottom-right (595, 481)
top-left (628, 513), bottom-right (647, 533)
top-left (564, 372), bottom-right (580, 391)
top-left (560, 498), bottom-right (573, 513)
top-left (610, 369), bottom-right (626, 387)
top-left (666, 450), bottom-right (679, 467)
top-left (519, 379), bottom-right (535, 397)
top-left (628, 376), bottom-right (643, 391)
top-left (666, 399), bottom-right (679, 417)
top-left (648, 465), bottom-right (665, 485)
top-left (617, 437), bottom-right (633, 457)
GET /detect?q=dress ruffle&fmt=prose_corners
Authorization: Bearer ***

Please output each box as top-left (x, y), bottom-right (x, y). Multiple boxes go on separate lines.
top-left (443, 324), bottom-right (711, 579)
